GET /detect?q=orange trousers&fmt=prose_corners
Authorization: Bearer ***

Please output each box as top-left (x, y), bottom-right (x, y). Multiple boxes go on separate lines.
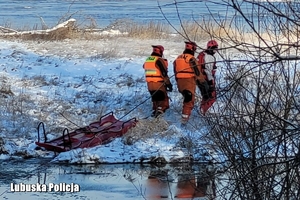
top-left (176, 78), bottom-right (196, 116)
top-left (147, 81), bottom-right (169, 112)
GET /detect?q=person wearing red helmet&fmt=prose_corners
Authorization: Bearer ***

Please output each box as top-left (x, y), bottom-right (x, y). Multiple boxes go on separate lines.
top-left (143, 45), bottom-right (173, 118)
top-left (197, 39), bottom-right (219, 114)
top-left (173, 41), bottom-right (206, 124)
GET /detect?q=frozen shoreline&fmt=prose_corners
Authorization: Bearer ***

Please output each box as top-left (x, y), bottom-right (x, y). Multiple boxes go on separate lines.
top-left (0, 25), bottom-right (215, 164)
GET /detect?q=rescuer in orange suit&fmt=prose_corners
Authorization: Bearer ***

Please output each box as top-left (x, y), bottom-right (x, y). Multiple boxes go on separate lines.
top-left (143, 45), bottom-right (173, 118)
top-left (197, 40), bottom-right (218, 101)
top-left (197, 40), bottom-right (219, 114)
top-left (173, 41), bottom-right (206, 123)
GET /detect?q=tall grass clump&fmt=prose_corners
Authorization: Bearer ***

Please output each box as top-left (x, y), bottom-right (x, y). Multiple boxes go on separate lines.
top-left (90, 19), bottom-right (171, 39)
top-left (177, 20), bottom-right (239, 46)
top-left (123, 20), bottom-right (171, 39)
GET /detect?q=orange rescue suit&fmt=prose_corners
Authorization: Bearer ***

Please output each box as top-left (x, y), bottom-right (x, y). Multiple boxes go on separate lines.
top-left (144, 56), bottom-right (167, 82)
top-left (174, 54), bottom-right (195, 78)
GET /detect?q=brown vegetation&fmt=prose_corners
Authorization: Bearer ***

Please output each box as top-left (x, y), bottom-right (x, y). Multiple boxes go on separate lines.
top-left (0, 19), bottom-right (172, 41)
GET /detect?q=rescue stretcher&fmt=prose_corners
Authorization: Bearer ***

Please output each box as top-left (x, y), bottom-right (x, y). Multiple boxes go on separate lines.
top-left (35, 112), bottom-right (137, 153)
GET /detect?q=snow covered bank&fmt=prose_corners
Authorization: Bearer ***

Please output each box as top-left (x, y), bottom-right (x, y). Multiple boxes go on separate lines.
top-left (0, 29), bottom-right (214, 164)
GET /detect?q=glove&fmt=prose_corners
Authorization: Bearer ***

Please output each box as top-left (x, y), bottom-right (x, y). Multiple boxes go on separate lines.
top-left (208, 80), bottom-right (214, 86)
top-left (166, 84), bottom-right (173, 92)
top-left (207, 80), bottom-right (215, 93)
top-left (208, 85), bottom-right (215, 93)
top-left (163, 59), bottom-right (168, 67)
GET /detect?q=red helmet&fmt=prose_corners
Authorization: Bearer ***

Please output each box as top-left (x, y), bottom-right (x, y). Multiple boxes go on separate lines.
top-left (152, 45), bottom-right (164, 56)
top-left (185, 41), bottom-right (197, 51)
top-left (207, 40), bottom-right (218, 49)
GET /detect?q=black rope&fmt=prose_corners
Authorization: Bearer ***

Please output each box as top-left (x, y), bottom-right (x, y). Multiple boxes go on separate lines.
top-left (55, 60), bottom-right (215, 129)
top-left (118, 61), bottom-right (207, 120)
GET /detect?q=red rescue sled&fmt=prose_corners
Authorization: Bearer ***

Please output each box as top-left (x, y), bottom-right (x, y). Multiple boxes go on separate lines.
top-left (35, 112), bottom-right (137, 153)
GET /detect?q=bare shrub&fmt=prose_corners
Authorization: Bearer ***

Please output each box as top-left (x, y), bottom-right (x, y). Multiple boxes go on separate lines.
top-left (98, 46), bottom-right (119, 59)
top-left (0, 86), bottom-right (14, 98)
top-left (159, 0), bottom-right (300, 199)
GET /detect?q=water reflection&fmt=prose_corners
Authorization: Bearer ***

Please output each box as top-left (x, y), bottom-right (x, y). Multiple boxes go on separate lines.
top-left (143, 163), bottom-right (215, 199)
top-left (0, 159), bottom-right (215, 200)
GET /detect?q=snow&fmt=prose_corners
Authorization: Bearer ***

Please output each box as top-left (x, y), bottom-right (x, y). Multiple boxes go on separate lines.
top-left (3, 19), bottom-right (76, 36)
top-left (0, 28), bottom-right (215, 164)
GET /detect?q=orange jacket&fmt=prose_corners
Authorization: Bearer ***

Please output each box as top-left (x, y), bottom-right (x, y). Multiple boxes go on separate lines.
top-left (173, 54), bottom-right (198, 78)
top-left (143, 56), bottom-right (167, 82)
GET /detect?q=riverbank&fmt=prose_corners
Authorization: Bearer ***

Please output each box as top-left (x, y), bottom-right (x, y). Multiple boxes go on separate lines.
top-left (0, 19), bottom-right (217, 164)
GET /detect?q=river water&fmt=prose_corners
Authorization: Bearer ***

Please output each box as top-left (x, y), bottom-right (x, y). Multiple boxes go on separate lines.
top-left (0, 0), bottom-right (294, 32)
top-left (0, 159), bottom-right (215, 200)
top-left (0, 0), bottom-right (231, 30)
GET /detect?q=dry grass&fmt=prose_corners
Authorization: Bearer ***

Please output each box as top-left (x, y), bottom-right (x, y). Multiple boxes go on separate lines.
top-left (0, 76), bottom-right (14, 98)
top-left (125, 20), bottom-right (171, 39)
top-left (0, 72), bottom-right (107, 140)
top-left (177, 20), bottom-right (240, 43)
top-left (0, 19), bottom-right (172, 41)
top-left (0, 19), bottom-right (77, 40)
top-left (0, 17), bottom-right (250, 47)
top-left (0, 16), bottom-right (294, 52)
top-left (122, 117), bottom-right (178, 145)
top-left (178, 20), bottom-right (210, 41)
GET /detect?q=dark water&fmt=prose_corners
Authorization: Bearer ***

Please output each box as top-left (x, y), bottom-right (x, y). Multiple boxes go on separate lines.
top-left (0, 159), bottom-right (215, 200)
top-left (0, 0), bottom-right (228, 29)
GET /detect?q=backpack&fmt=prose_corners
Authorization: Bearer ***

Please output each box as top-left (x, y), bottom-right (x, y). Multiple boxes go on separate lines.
top-left (197, 51), bottom-right (206, 75)
top-left (197, 51), bottom-right (217, 115)
top-left (197, 51), bottom-right (217, 77)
